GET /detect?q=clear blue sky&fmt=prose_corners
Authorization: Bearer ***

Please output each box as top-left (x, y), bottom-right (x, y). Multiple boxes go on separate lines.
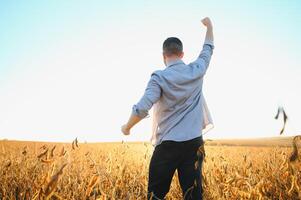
top-left (0, 0), bottom-right (300, 142)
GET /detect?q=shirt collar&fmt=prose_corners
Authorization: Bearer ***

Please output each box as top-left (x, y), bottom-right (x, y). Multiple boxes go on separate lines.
top-left (166, 59), bottom-right (184, 68)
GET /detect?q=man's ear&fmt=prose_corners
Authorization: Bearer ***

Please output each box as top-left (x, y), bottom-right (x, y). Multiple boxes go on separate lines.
top-left (163, 53), bottom-right (167, 66)
top-left (180, 52), bottom-right (184, 58)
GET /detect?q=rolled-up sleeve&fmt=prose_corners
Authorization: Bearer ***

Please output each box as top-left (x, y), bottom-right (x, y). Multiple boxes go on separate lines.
top-left (132, 72), bottom-right (162, 118)
top-left (189, 40), bottom-right (214, 77)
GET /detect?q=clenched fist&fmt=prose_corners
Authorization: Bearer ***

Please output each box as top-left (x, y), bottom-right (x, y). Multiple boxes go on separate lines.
top-left (201, 17), bottom-right (212, 29)
top-left (121, 124), bottom-right (130, 135)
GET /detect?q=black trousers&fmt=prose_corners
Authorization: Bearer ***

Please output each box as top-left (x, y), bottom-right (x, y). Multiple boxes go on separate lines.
top-left (147, 136), bottom-right (204, 200)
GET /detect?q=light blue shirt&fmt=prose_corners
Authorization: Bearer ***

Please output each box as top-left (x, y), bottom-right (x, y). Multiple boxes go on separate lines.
top-left (132, 41), bottom-right (214, 146)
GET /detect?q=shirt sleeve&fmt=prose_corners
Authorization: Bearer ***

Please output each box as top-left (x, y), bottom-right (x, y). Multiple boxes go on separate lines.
top-left (188, 39), bottom-right (214, 77)
top-left (132, 72), bottom-right (162, 118)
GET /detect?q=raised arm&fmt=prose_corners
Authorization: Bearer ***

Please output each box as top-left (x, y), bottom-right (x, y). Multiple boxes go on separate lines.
top-left (202, 17), bottom-right (214, 44)
top-left (189, 17), bottom-right (214, 76)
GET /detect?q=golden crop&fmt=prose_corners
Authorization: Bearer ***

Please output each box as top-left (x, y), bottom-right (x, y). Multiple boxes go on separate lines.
top-left (0, 138), bottom-right (300, 200)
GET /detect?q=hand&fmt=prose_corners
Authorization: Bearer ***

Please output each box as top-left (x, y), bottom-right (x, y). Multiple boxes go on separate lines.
top-left (121, 124), bottom-right (131, 135)
top-left (201, 17), bottom-right (212, 29)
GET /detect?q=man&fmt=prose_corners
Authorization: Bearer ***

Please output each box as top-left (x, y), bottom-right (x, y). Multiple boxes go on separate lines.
top-left (121, 17), bottom-right (214, 200)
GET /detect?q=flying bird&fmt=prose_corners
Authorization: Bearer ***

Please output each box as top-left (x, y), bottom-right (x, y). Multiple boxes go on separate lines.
top-left (274, 106), bottom-right (288, 135)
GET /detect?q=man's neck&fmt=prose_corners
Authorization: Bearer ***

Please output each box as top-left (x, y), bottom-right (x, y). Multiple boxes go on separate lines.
top-left (165, 57), bottom-right (182, 67)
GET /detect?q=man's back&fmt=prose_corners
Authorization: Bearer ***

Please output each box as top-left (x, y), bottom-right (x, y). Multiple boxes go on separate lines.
top-left (150, 43), bottom-right (213, 145)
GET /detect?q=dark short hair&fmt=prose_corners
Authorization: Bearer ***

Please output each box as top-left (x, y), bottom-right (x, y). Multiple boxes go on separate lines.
top-left (163, 37), bottom-right (183, 56)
